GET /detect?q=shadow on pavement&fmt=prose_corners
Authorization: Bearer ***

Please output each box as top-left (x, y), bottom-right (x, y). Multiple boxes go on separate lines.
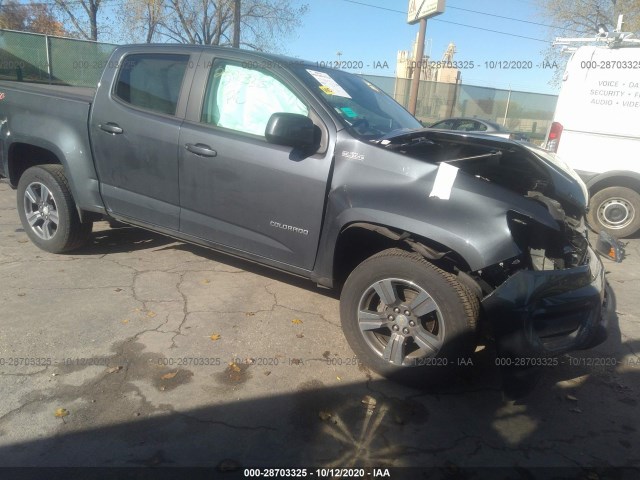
top-left (74, 224), bottom-right (337, 296)
top-left (3, 226), bottom-right (637, 477)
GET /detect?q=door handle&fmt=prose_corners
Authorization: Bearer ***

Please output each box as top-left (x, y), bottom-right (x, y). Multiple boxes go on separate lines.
top-left (99, 122), bottom-right (123, 134)
top-left (185, 143), bottom-right (217, 157)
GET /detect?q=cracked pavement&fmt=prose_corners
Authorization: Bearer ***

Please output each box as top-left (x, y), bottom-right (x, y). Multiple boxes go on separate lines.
top-left (0, 178), bottom-right (639, 472)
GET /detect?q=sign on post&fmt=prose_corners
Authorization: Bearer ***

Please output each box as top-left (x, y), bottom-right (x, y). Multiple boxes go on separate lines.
top-left (407, 0), bottom-right (446, 24)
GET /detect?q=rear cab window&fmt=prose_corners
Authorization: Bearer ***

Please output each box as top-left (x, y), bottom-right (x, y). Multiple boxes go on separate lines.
top-left (114, 53), bottom-right (190, 116)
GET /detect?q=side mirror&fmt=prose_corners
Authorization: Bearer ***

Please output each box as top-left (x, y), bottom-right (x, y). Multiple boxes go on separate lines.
top-left (265, 113), bottom-right (316, 149)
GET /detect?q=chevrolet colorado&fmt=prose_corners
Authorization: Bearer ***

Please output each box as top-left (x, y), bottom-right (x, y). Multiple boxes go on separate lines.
top-left (0, 45), bottom-right (620, 383)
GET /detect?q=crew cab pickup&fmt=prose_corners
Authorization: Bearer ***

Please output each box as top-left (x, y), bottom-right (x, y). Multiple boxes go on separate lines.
top-left (0, 45), bottom-right (620, 384)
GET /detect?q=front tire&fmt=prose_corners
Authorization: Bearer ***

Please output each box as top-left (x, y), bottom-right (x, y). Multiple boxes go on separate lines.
top-left (340, 248), bottom-right (479, 384)
top-left (17, 165), bottom-right (92, 253)
top-left (588, 186), bottom-right (640, 239)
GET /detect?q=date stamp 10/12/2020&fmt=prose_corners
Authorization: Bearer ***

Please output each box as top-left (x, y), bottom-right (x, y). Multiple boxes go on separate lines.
top-left (1, 354), bottom-right (639, 370)
top-left (62, 57), bottom-right (565, 73)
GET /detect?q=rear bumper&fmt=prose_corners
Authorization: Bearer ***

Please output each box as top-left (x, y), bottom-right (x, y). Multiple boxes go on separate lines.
top-left (482, 244), bottom-right (607, 358)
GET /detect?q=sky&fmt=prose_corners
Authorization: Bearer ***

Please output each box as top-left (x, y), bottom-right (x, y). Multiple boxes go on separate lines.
top-left (89, 0), bottom-right (571, 95)
top-left (282, 0), bottom-right (565, 95)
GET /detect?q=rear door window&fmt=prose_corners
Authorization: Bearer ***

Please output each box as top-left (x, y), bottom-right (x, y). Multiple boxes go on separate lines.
top-left (115, 54), bottom-right (189, 116)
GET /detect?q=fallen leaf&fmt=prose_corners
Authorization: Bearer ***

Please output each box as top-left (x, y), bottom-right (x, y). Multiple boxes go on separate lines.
top-left (296, 333), bottom-right (304, 338)
top-left (114, 288), bottom-right (123, 292)
top-left (318, 411), bottom-right (333, 421)
top-left (228, 362), bottom-right (241, 373)
top-left (107, 366), bottom-right (123, 374)
top-left (161, 371), bottom-right (178, 380)
top-left (210, 333), bottom-right (221, 341)
top-left (200, 279), bottom-right (210, 285)
top-left (264, 371), bottom-right (271, 376)
top-left (290, 358), bottom-right (302, 365)
top-left (566, 394), bottom-right (578, 402)
top-left (291, 319), bottom-right (303, 325)
top-left (54, 408), bottom-right (69, 418)
top-left (245, 312), bottom-right (255, 316)
top-left (17, 239), bottom-right (28, 243)
top-left (336, 376), bottom-right (342, 381)
top-left (121, 319), bottom-right (130, 324)
top-left (146, 311), bottom-right (157, 318)
top-left (361, 395), bottom-right (377, 408)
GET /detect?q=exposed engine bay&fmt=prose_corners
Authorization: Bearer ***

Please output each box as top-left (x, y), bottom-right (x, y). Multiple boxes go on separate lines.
top-left (377, 130), bottom-right (601, 294)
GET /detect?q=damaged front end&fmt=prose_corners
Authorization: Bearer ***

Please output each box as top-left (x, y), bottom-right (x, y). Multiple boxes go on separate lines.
top-left (480, 209), bottom-right (610, 358)
top-left (455, 142), bottom-right (618, 357)
top-left (377, 130), bottom-right (623, 358)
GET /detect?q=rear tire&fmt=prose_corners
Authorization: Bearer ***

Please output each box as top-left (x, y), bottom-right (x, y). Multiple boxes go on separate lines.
top-left (17, 165), bottom-right (92, 253)
top-left (340, 248), bottom-right (479, 385)
top-left (588, 186), bottom-right (640, 239)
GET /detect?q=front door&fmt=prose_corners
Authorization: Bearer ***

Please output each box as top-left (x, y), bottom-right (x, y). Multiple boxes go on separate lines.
top-left (178, 58), bottom-right (333, 269)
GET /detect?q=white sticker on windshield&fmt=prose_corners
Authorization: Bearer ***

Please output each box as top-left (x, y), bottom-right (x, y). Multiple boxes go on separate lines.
top-left (429, 163), bottom-right (459, 201)
top-left (306, 69), bottom-right (352, 98)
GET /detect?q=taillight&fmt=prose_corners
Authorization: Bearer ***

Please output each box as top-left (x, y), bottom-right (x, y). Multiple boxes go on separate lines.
top-left (547, 122), bottom-right (563, 152)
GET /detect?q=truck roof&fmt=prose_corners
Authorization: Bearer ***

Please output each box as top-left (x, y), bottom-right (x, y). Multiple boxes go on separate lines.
top-left (119, 43), bottom-right (313, 67)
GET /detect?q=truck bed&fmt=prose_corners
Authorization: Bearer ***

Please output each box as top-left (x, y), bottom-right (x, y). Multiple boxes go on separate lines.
top-left (0, 81), bottom-right (95, 103)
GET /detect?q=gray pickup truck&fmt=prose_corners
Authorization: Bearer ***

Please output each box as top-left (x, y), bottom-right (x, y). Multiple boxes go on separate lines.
top-left (0, 44), bottom-right (620, 384)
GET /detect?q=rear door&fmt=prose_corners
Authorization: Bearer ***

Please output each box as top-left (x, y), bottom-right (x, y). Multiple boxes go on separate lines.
top-left (90, 48), bottom-right (199, 230)
top-left (178, 53), bottom-right (335, 269)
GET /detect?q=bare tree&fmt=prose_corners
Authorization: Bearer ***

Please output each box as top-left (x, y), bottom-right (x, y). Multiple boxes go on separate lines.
top-left (53, 0), bottom-right (101, 40)
top-left (541, 0), bottom-right (639, 34)
top-left (118, 0), bottom-right (166, 43)
top-left (537, 0), bottom-right (640, 86)
top-left (120, 0), bottom-right (307, 50)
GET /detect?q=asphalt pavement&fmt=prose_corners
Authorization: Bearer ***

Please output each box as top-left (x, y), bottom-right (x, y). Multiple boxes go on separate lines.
top-left (0, 177), bottom-right (639, 475)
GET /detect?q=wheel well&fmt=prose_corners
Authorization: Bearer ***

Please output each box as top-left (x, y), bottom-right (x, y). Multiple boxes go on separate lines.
top-left (589, 175), bottom-right (640, 196)
top-left (8, 143), bottom-right (61, 187)
top-left (332, 223), bottom-right (471, 290)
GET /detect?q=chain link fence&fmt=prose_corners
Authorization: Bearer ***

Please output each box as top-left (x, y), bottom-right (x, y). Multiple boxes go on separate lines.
top-left (364, 74), bottom-right (558, 146)
top-left (0, 29), bottom-right (115, 87)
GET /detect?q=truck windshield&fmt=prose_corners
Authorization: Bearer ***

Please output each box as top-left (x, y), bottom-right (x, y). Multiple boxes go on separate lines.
top-left (291, 65), bottom-right (422, 139)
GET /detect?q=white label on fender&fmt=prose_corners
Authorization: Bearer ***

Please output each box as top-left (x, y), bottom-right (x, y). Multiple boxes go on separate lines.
top-left (429, 162), bottom-right (459, 200)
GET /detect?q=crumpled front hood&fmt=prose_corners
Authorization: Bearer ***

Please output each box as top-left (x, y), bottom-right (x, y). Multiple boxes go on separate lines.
top-left (376, 129), bottom-right (588, 217)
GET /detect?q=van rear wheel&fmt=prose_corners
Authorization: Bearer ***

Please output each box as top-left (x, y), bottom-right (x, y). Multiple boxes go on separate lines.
top-left (588, 186), bottom-right (640, 239)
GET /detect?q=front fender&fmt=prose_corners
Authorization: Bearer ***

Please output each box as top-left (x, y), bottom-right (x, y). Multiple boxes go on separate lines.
top-left (313, 139), bottom-right (559, 285)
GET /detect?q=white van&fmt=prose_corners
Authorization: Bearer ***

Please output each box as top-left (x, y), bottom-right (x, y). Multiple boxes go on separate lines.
top-left (546, 42), bottom-right (640, 238)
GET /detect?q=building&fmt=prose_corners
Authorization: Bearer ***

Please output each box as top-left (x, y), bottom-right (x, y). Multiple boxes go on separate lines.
top-left (395, 36), bottom-right (461, 123)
